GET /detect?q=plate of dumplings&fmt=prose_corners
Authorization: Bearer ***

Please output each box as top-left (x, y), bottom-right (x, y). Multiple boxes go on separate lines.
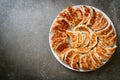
top-left (49, 5), bottom-right (117, 72)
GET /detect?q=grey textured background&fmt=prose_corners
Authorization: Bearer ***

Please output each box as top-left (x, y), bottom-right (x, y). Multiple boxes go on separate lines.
top-left (0, 0), bottom-right (120, 80)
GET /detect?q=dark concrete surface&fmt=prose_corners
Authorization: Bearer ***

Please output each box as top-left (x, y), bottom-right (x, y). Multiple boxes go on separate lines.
top-left (0, 0), bottom-right (120, 80)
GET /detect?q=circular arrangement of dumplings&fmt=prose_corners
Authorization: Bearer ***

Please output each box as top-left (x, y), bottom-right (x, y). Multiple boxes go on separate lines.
top-left (49, 5), bottom-right (117, 71)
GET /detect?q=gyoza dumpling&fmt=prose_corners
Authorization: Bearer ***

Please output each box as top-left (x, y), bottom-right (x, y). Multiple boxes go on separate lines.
top-left (50, 19), bottom-right (71, 32)
top-left (96, 23), bottom-right (115, 41)
top-left (74, 25), bottom-right (91, 47)
top-left (77, 47), bottom-right (91, 53)
top-left (80, 6), bottom-right (91, 24)
top-left (99, 36), bottom-right (117, 47)
top-left (70, 53), bottom-right (81, 69)
top-left (86, 52), bottom-right (97, 70)
top-left (86, 8), bottom-right (96, 26)
top-left (58, 6), bottom-right (74, 26)
top-left (96, 23), bottom-right (113, 35)
top-left (66, 30), bottom-right (83, 47)
top-left (95, 45), bottom-right (110, 61)
top-left (79, 54), bottom-right (88, 70)
top-left (51, 31), bottom-right (67, 41)
top-left (88, 32), bottom-right (98, 48)
top-left (52, 38), bottom-right (65, 49)
top-left (55, 40), bottom-right (69, 53)
top-left (82, 32), bottom-right (90, 47)
top-left (73, 25), bottom-right (90, 33)
top-left (51, 31), bottom-right (68, 50)
top-left (66, 6), bottom-right (83, 26)
top-left (97, 43), bottom-right (117, 56)
top-left (91, 17), bottom-right (108, 31)
top-left (92, 11), bottom-right (103, 26)
top-left (66, 31), bottom-right (77, 47)
top-left (106, 45), bottom-right (117, 55)
top-left (98, 29), bottom-right (115, 41)
top-left (64, 49), bottom-right (78, 65)
top-left (91, 49), bottom-right (103, 67)
top-left (74, 8), bottom-right (83, 25)
top-left (58, 48), bottom-right (71, 61)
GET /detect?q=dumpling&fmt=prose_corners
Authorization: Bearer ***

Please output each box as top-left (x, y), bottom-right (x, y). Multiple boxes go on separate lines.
top-left (66, 31), bottom-right (77, 47)
top-left (74, 25), bottom-right (91, 47)
top-left (58, 7), bottom-right (74, 26)
top-left (77, 31), bottom-right (83, 47)
top-left (82, 32), bottom-right (90, 47)
top-left (77, 47), bottom-right (91, 53)
top-left (99, 36), bottom-right (117, 47)
top-left (97, 43), bottom-right (117, 56)
top-left (98, 29), bottom-right (115, 40)
top-left (91, 49), bottom-right (103, 67)
top-left (86, 52), bottom-right (97, 70)
top-left (51, 31), bottom-right (67, 41)
top-left (91, 17), bottom-right (108, 31)
top-left (66, 6), bottom-right (83, 26)
top-left (79, 54), bottom-right (88, 70)
top-left (95, 45), bottom-right (110, 61)
top-left (96, 23), bottom-right (113, 35)
top-left (66, 30), bottom-right (83, 47)
top-left (74, 8), bottom-right (83, 25)
top-left (64, 49), bottom-right (78, 65)
top-left (50, 19), bottom-right (71, 32)
top-left (88, 32), bottom-right (98, 48)
top-left (70, 53), bottom-right (80, 69)
top-left (86, 8), bottom-right (96, 26)
top-left (58, 48), bottom-right (71, 61)
top-left (55, 40), bottom-right (69, 53)
top-left (51, 31), bottom-right (68, 50)
top-left (80, 6), bottom-right (91, 24)
top-left (92, 11), bottom-right (103, 26)
top-left (52, 38), bottom-right (66, 49)
top-left (73, 25), bottom-right (90, 33)
top-left (106, 45), bottom-right (117, 55)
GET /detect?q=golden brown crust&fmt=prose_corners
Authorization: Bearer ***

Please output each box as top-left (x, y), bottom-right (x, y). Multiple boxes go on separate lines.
top-left (93, 11), bottom-right (103, 26)
top-left (99, 36), bottom-right (117, 47)
top-left (74, 8), bottom-right (83, 25)
top-left (91, 50), bottom-right (103, 66)
top-left (55, 41), bottom-right (69, 53)
top-left (86, 52), bottom-right (97, 70)
top-left (106, 45), bottom-right (117, 55)
top-left (51, 31), bottom-right (67, 41)
top-left (77, 47), bottom-right (91, 53)
top-left (95, 45), bottom-right (110, 60)
top-left (59, 48), bottom-right (71, 61)
top-left (64, 49), bottom-right (79, 65)
top-left (87, 8), bottom-right (96, 26)
top-left (74, 25), bottom-right (90, 33)
top-left (92, 17), bottom-right (108, 31)
top-left (71, 54), bottom-right (80, 69)
top-left (80, 6), bottom-right (91, 24)
top-left (79, 55), bottom-right (88, 70)
top-left (64, 50), bottom-right (75, 65)
top-left (52, 38), bottom-right (65, 49)
top-left (50, 19), bottom-right (71, 32)
top-left (66, 31), bottom-right (77, 47)
top-left (82, 32), bottom-right (90, 47)
top-left (98, 29), bottom-right (115, 41)
top-left (96, 23), bottom-right (112, 35)
top-left (88, 32), bottom-right (98, 48)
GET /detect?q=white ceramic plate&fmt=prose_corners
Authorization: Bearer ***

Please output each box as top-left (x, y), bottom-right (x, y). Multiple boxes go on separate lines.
top-left (49, 5), bottom-right (117, 72)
